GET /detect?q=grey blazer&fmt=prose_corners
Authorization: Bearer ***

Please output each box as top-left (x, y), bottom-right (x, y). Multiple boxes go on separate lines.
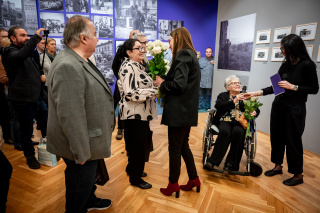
top-left (47, 46), bottom-right (114, 164)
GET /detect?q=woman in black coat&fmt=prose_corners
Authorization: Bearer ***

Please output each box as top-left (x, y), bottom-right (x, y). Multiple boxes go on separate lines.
top-left (154, 27), bottom-right (201, 198)
top-left (246, 34), bottom-right (319, 186)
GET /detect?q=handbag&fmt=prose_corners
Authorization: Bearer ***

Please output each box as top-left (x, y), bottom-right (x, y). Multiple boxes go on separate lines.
top-left (37, 144), bottom-right (58, 167)
top-left (235, 107), bottom-right (248, 129)
top-left (94, 159), bottom-right (110, 186)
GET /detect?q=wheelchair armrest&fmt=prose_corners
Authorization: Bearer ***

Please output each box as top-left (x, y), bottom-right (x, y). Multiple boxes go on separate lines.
top-left (209, 109), bottom-right (216, 115)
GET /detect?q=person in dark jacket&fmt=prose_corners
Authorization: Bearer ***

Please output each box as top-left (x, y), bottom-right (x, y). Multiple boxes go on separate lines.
top-left (246, 34), bottom-right (319, 186)
top-left (2, 26), bottom-right (46, 169)
top-left (154, 27), bottom-right (201, 198)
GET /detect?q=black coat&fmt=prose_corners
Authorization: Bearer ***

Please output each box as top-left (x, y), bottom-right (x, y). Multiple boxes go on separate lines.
top-left (2, 34), bottom-right (42, 102)
top-left (160, 49), bottom-right (200, 127)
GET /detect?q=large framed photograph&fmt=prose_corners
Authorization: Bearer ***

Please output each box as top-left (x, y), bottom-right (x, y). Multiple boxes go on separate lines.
top-left (93, 40), bottom-right (114, 83)
top-left (91, 15), bottom-right (113, 38)
top-left (40, 12), bottom-right (65, 36)
top-left (91, 0), bottom-right (113, 15)
top-left (271, 47), bottom-right (285, 62)
top-left (66, 0), bottom-right (89, 13)
top-left (317, 45), bottom-right (320, 63)
top-left (296, 22), bottom-right (317, 40)
top-left (306, 45), bottom-right (314, 58)
top-left (39, 0), bottom-right (63, 11)
top-left (273, 26), bottom-right (292, 43)
top-left (256, 29), bottom-right (271, 44)
top-left (254, 48), bottom-right (269, 61)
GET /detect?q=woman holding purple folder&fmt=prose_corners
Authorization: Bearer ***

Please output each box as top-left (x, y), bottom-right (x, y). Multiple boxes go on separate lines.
top-left (246, 34), bottom-right (319, 186)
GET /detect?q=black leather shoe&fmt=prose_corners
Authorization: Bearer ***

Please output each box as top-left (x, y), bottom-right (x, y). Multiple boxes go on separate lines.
top-left (283, 177), bottom-right (303, 186)
top-left (264, 169), bottom-right (283, 177)
top-left (14, 146), bottom-right (23, 151)
top-left (132, 180), bottom-right (152, 189)
top-left (31, 141), bottom-right (39, 145)
top-left (141, 172), bottom-right (147, 177)
top-left (204, 162), bottom-right (214, 171)
top-left (26, 156), bottom-right (40, 169)
top-left (4, 139), bottom-right (14, 145)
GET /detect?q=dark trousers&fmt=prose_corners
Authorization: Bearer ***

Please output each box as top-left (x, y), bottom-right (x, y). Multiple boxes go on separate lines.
top-left (34, 98), bottom-right (48, 137)
top-left (270, 102), bottom-right (306, 174)
top-left (0, 92), bottom-right (12, 141)
top-left (123, 119), bottom-right (149, 185)
top-left (0, 150), bottom-right (13, 213)
top-left (63, 158), bottom-right (98, 213)
top-left (168, 126), bottom-right (198, 183)
top-left (208, 121), bottom-right (245, 171)
top-left (113, 83), bottom-right (123, 130)
top-left (8, 101), bottom-right (37, 157)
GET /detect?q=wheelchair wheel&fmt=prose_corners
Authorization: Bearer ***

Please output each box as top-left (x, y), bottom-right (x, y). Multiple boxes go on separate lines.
top-left (202, 114), bottom-right (214, 164)
top-left (248, 161), bottom-right (263, 177)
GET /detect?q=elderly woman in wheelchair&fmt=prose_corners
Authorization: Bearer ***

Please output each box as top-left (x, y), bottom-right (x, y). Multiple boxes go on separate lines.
top-left (203, 75), bottom-right (261, 176)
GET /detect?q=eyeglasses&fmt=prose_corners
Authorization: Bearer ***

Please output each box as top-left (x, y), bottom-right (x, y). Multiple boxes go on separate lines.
top-left (228, 82), bottom-right (241, 86)
top-left (132, 47), bottom-right (145, 52)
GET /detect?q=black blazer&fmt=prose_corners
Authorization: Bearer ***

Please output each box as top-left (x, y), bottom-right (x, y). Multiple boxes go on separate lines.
top-left (160, 49), bottom-right (200, 127)
top-left (2, 34), bottom-right (42, 102)
top-left (213, 91), bottom-right (260, 125)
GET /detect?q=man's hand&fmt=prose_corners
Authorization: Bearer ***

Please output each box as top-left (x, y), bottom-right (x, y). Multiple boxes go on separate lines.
top-left (79, 162), bottom-right (86, 165)
top-left (40, 75), bottom-right (46, 82)
top-left (210, 60), bottom-right (214, 65)
top-left (36, 28), bottom-right (46, 37)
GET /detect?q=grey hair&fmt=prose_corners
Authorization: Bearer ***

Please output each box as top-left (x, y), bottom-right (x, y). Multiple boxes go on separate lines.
top-left (131, 33), bottom-right (146, 40)
top-left (63, 15), bottom-right (92, 48)
top-left (224, 75), bottom-right (240, 89)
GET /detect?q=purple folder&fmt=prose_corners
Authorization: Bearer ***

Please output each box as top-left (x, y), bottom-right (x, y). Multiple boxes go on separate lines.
top-left (270, 73), bottom-right (285, 96)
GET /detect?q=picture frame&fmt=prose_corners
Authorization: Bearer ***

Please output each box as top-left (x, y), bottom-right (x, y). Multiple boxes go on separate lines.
top-left (254, 48), bottom-right (269, 61)
top-left (306, 45), bottom-right (314, 58)
top-left (273, 26), bottom-right (292, 43)
top-left (256, 29), bottom-right (271, 44)
top-left (271, 47), bottom-right (285, 62)
top-left (296, 22), bottom-right (317, 40)
top-left (317, 45), bottom-right (320, 63)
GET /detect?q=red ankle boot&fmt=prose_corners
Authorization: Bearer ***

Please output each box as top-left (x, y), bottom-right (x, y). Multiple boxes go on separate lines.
top-left (160, 181), bottom-right (180, 198)
top-left (180, 177), bottom-right (201, 192)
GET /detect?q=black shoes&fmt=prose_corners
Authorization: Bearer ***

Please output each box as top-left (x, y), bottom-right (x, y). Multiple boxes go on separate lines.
top-left (203, 162), bottom-right (214, 171)
top-left (116, 129), bottom-right (123, 140)
top-left (264, 169), bottom-right (283, 177)
top-left (14, 146), bottom-right (23, 151)
top-left (31, 141), bottom-right (40, 145)
top-left (87, 198), bottom-right (112, 211)
top-left (4, 139), bottom-right (14, 145)
top-left (283, 176), bottom-right (304, 186)
top-left (131, 180), bottom-right (152, 189)
top-left (26, 156), bottom-right (40, 169)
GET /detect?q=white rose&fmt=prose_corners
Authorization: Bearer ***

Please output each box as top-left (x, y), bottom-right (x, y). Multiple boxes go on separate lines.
top-left (165, 65), bottom-right (170, 71)
top-left (250, 96), bottom-right (259, 101)
top-left (154, 40), bottom-right (162, 47)
top-left (161, 43), bottom-right (168, 51)
top-left (149, 50), bottom-right (154, 56)
top-left (146, 46), bottom-right (152, 52)
top-left (153, 46), bottom-right (162, 54)
top-left (164, 59), bottom-right (169, 65)
top-left (146, 41), bottom-right (154, 49)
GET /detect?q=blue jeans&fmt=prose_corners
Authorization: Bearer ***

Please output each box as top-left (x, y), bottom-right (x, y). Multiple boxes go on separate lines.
top-left (199, 88), bottom-right (212, 109)
top-left (8, 101), bottom-right (38, 157)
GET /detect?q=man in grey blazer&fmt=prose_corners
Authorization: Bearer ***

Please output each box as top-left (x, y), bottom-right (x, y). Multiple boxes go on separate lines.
top-left (47, 15), bottom-right (114, 212)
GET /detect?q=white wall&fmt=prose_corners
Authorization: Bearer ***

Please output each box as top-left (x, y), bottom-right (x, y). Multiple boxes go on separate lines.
top-left (213, 0), bottom-right (320, 154)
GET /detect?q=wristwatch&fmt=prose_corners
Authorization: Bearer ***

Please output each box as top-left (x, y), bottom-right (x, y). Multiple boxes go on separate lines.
top-left (293, 85), bottom-right (298, 91)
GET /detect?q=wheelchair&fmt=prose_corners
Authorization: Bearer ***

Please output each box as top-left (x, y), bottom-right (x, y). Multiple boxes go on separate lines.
top-left (202, 109), bottom-right (263, 177)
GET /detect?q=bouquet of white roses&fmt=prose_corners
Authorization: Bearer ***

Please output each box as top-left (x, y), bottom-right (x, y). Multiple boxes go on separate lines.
top-left (146, 40), bottom-right (170, 104)
top-left (243, 96), bottom-right (263, 138)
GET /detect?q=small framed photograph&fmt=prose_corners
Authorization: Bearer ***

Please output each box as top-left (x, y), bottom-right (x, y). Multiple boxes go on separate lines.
top-left (273, 26), bottom-right (292, 43)
top-left (256, 29), bottom-right (271, 44)
top-left (306, 45), bottom-right (314, 58)
top-left (317, 45), bottom-right (320, 63)
top-left (296, 22), bottom-right (317, 40)
top-left (254, 48), bottom-right (269, 61)
top-left (271, 47), bottom-right (285, 62)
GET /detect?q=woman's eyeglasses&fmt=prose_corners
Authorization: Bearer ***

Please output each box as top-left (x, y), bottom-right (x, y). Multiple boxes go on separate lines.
top-left (132, 47), bottom-right (145, 52)
top-left (228, 82), bottom-right (241, 86)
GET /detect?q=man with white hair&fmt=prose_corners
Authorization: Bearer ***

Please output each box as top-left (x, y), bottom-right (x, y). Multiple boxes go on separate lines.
top-left (47, 15), bottom-right (114, 212)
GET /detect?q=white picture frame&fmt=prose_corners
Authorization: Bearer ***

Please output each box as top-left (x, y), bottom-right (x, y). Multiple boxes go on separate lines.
top-left (306, 45), bottom-right (314, 58)
top-left (317, 45), bottom-right (320, 63)
top-left (271, 47), bottom-right (285, 62)
top-left (254, 48), bottom-right (269, 61)
top-left (256, 29), bottom-right (271, 44)
top-left (296, 22), bottom-right (317, 40)
top-left (273, 26), bottom-right (292, 43)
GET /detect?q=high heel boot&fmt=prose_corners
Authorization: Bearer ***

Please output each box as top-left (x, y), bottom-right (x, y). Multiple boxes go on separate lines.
top-left (160, 181), bottom-right (180, 198)
top-left (180, 177), bottom-right (201, 192)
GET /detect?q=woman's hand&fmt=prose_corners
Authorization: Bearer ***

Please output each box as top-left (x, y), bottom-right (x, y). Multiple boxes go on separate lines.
top-left (154, 75), bottom-right (164, 87)
top-left (40, 75), bottom-right (46, 82)
top-left (234, 93), bottom-right (246, 103)
top-left (251, 110), bottom-right (257, 117)
top-left (278, 80), bottom-right (294, 90)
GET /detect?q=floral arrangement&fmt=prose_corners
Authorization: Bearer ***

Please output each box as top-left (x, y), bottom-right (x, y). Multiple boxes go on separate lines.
top-left (146, 40), bottom-right (170, 104)
top-left (243, 96), bottom-right (263, 137)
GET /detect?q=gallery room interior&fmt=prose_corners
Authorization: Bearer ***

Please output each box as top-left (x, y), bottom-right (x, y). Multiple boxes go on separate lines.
top-left (0, 0), bottom-right (320, 212)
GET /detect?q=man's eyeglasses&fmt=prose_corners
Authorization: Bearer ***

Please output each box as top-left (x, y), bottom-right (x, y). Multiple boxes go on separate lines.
top-left (132, 47), bottom-right (145, 52)
top-left (228, 82), bottom-right (241, 86)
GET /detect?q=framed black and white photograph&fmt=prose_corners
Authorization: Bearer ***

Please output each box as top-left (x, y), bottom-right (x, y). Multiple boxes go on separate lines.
top-left (115, 40), bottom-right (125, 51)
top-left (0, 0), bottom-right (38, 34)
top-left (296, 22), bottom-right (317, 40)
top-left (66, 14), bottom-right (89, 20)
top-left (91, 15), bottom-right (113, 38)
top-left (217, 13), bottom-right (256, 71)
top-left (317, 45), bottom-right (320, 63)
top-left (256, 29), bottom-right (271, 44)
top-left (40, 12), bottom-right (65, 36)
top-left (271, 47), bottom-right (285, 62)
top-left (306, 45), bottom-right (313, 58)
top-left (115, 0), bottom-right (157, 39)
top-left (66, 0), bottom-right (89, 13)
top-left (94, 40), bottom-right (114, 83)
top-left (158, 19), bottom-right (184, 40)
top-left (254, 48), bottom-right (269, 61)
top-left (91, 0), bottom-right (113, 15)
top-left (273, 26), bottom-right (292, 43)
top-left (38, 0), bottom-right (63, 11)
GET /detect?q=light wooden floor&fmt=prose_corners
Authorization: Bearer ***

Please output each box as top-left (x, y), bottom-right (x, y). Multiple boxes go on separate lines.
top-left (2, 113), bottom-right (320, 213)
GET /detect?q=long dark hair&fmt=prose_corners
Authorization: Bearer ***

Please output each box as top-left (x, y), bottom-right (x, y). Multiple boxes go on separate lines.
top-left (281, 34), bottom-right (311, 65)
top-left (112, 38), bottom-right (139, 79)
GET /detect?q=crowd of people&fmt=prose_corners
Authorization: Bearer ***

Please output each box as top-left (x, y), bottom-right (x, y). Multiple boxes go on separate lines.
top-left (0, 15), bottom-right (318, 212)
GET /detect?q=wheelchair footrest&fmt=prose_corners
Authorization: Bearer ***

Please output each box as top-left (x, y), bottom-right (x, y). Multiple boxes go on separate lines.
top-left (228, 170), bottom-right (250, 176)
